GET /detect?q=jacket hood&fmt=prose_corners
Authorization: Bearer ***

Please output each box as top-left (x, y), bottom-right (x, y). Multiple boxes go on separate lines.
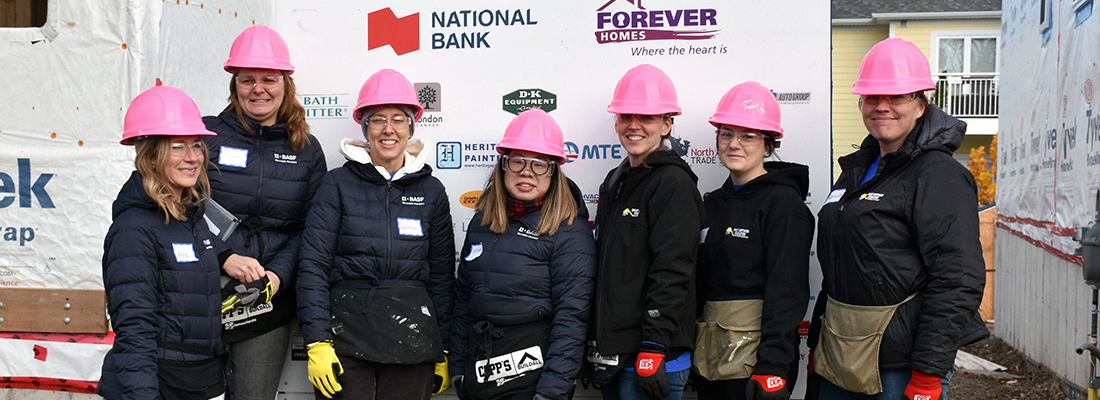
top-left (340, 138), bottom-right (430, 182)
top-left (638, 148), bottom-right (699, 183)
top-left (208, 108), bottom-right (289, 141)
top-left (729, 161), bottom-right (809, 198)
top-left (842, 104), bottom-right (967, 169)
top-left (112, 171), bottom-right (159, 220)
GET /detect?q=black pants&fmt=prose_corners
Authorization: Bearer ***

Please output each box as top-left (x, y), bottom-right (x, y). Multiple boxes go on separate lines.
top-left (313, 357), bottom-right (434, 400)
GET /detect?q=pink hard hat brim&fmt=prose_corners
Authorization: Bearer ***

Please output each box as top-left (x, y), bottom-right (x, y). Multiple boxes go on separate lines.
top-left (708, 117), bottom-right (784, 137)
top-left (496, 144), bottom-right (567, 165)
top-left (120, 129), bottom-right (216, 146)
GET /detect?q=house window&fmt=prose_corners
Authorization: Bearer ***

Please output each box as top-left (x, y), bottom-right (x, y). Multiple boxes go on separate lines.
top-left (930, 30), bottom-right (1001, 117)
top-left (1, 0), bottom-right (48, 28)
top-left (937, 36), bottom-right (998, 75)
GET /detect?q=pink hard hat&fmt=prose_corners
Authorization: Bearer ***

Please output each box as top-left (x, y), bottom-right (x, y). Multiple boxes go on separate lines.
top-left (852, 38), bottom-right (935, 95)
top-left (709, 81), bottom-right (783, 138)
top-left (122, 86), bottom-right (215, 145)
top-left (352, 69), bottom-right (425, 123)
top-left (607, 64), bottom-right (681, 116)
top-left (497, 109), bottom-right (566, 164)
top-left (224, 25), bottom-right (295, 74)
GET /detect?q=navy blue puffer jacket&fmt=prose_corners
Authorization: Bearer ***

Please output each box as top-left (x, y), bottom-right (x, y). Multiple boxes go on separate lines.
top-left (297, 139), bottom-right (455, 346)
top-left (449, 180), bottom-right (596, 400)
top-left (203, 110), bottom-right (327, 289)
top-left (99, 172), bottom-right (225, 399)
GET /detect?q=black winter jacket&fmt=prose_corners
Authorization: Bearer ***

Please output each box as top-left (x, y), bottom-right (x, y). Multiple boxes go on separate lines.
top-left (296, 139), bottom-right (455, 346)
top-left (99, 172), bottom-right (226, 399)
top-left (698, 162), bottom-right (813, 380)
top-left (203, 110), bottom-right (326, 290)
top-left (449, 180), bottom-right (596, 399)
top-left (591, 149), bottom-right (704, 358)
top-left (812, 105), bottom-right (988, 377)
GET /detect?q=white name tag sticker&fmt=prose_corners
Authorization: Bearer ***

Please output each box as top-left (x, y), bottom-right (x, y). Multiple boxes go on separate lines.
top-left (219, 146), bottom-right (248, 168)
top-left (824, 189), bottom-right (846, 205)
top-left (397, 218), bottom-right (424, 236)
top-left (172, 243), bottom-right (199, 263)
top-left (699, 227), bottom-right (709, 244)
top-left (465, 243), bottom-right (483, 262)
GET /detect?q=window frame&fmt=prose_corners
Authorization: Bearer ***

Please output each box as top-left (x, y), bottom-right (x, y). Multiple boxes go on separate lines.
top-left (0, 0), bottom-right (56, 43)
top-left (929, 29), bottom-right (1001, 77)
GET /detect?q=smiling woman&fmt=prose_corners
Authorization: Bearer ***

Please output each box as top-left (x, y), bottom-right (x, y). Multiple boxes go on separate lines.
top-left (100, 86), bottom-right (228, 400)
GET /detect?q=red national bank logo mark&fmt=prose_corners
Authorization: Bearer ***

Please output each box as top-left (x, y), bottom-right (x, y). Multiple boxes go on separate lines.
top-left (594, 0), bottom-right (718, 44)
top-left (368, 8), bottom-right (419, 55)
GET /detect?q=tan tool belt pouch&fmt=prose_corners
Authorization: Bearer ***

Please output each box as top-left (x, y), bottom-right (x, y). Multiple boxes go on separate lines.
top-left (815, 292), bottom-right (918, 395)
top-left (692, 299), bottom-right (764, 380)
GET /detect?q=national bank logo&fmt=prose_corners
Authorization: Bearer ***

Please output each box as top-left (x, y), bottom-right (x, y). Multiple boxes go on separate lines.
top-left (368, 8), bottom-right (420, 55)
top-left (594, 0), bottom-right (719, 44)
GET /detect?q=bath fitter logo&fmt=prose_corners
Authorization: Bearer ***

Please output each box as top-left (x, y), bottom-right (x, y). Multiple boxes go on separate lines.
top-left (594, 0), bottom-right (719, 44)
top-left (502, 89), bottom-right (557, 115)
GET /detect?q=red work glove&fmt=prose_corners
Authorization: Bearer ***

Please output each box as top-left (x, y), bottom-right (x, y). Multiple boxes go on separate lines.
top-left (746, 374), bottom-right (790, 400)
top-left (807, 348), bottom-right (815, 375)
top-left (902, 370), bottom-right (942, 400)
top-left (633, 343), bottom-right (669, 400)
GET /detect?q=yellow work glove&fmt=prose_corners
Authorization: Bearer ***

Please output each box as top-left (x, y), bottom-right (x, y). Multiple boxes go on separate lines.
top-left (432, 354), bottom-right (451, 395)
top-left (307, 342), bottom-right (344, 398)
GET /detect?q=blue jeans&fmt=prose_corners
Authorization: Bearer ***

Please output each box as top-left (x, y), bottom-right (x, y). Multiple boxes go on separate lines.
top-left (601, 369), bottom-right (689, 400)
top-left (818, 368), bottom-right (953, 400)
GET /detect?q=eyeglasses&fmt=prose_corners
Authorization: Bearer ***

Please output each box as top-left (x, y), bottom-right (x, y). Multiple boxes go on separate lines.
top-left (716, 128), bottom-right (763, 145)
top-left (367, 115), bottom-right (411, 130)
top-left (170, 141), bottom-right (205, 157)
top-left (235, 75), bottom-right (283, 90)
top-left (860, 93), bottom-right (919, 106)
top-left (501, 155), bottom-right (555, 176)
top-left (615, 114), bottom-right (669, 124)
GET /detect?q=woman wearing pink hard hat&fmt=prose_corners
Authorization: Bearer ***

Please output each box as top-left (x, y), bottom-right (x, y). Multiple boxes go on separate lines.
top-left (692, 81), bottom-right (813, 400)
top-left (806, 38), bottom-right (987, 400)
top-left (100, 86), bottom-right (229, 400)
top-left (201, 24), bottom-right (327, 400)
top-left (448, 109), bottom-right (596, 400)
top-left (296, 68), bottom-right (454, 400)
top-left (586, 64), bottom-right (704, 400)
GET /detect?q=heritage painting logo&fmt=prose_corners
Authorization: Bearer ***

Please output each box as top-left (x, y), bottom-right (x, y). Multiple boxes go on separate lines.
top-left (435, 142), bottom-right (499, 170)
top-left (594, 0), bottom-right (719, 44)
top-left (503, 89), bottom-right (557, 115)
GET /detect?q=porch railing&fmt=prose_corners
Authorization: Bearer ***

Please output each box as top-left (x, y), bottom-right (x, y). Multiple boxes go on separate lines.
top-left (930, 74), bottom-right (999, 118)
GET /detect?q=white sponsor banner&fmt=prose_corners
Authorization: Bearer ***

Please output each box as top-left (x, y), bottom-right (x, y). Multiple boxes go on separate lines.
top-left (999, 0), bottom-right (1100, 260)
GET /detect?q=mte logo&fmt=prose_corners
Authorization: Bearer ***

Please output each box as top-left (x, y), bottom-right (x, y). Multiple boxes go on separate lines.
top-left (1, 159), bottom-right (54, 208)
top-left (594, 0), bottom-right (718, 44)
top-left (563, 141), bottom-right (623, 163)
top-left (368, 8), bottom-right (419, 55)
top-left (502, 89), bottom-right (557, 115)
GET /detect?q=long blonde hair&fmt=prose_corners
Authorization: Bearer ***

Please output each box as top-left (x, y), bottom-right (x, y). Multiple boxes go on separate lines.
top-left (228, 70), bottom-right (312, 151)
top-left (134, 136), bottom-right (210, 224)
top-left (475, 155), bottom-right (579, 236)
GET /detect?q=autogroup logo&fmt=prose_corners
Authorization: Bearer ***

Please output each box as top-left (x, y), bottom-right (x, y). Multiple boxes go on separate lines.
top-left (594, 0), bottom-right (719, 44)
top-left (772, 90), bottom-right (812, 104)
top-left (436, 142), bottom-right (499, 169)
top-left (367, 7), bottom-right (541, 54)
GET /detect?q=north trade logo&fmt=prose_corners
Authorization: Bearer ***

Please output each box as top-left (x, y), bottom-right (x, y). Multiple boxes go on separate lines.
top-left (594, 0), bottom-right (718, 44)
top-left (368, 8), bottom-right (420, 55)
